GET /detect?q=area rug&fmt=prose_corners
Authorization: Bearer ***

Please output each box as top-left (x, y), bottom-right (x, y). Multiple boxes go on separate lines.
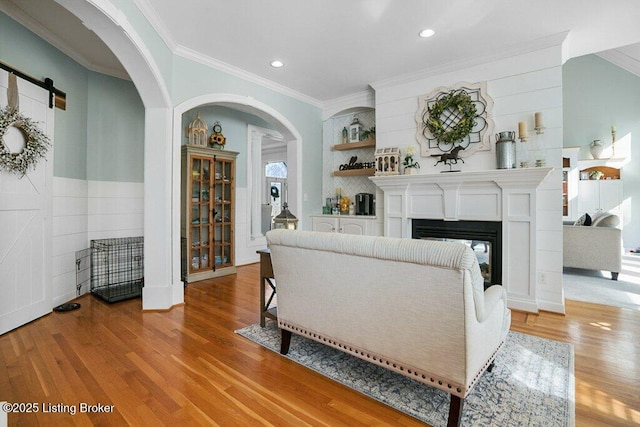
top-left (236, 321), bottom-right (575, 426)
top-left (563, 256), bottom-right (640, 311)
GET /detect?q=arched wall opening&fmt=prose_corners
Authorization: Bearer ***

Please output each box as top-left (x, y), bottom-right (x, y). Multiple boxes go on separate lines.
top-left (174, 94), bottom-right (303, 267)
top-left (56, 0), bottom-right (178, 309)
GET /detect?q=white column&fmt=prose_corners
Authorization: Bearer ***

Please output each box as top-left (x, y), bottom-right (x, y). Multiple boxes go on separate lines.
top-left (142, 107), bottom-right (184, 310)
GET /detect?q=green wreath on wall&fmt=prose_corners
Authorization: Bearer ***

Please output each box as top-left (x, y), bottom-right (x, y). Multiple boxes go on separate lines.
top-left (425, 90), bottom-right (477, 144)
top-left (0, 106), bottom-right (51, 176)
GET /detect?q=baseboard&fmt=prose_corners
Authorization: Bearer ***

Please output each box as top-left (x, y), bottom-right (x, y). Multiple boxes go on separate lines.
top-left (537, 299), bottom-right (566, 314)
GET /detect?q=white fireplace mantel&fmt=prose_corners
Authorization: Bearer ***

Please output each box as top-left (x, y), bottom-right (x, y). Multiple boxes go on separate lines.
top-left (370, 167), bottom-right (553, 313)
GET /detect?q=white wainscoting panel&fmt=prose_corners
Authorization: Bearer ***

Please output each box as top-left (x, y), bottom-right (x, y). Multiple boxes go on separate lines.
top-left (87, 181), bottom-right (144, 241)
top-left (52, 177), bottom-right (88, 305)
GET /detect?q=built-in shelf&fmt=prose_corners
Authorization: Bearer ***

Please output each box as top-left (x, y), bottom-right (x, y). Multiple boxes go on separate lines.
top-left (332, 139), bottom-right (375, 151)
top-left (332, 168), bottom-right (375, 177)
top-left (579, 165), bottom-right (621, 180)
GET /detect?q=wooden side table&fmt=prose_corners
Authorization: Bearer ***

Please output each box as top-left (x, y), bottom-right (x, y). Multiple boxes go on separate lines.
top-left (257, 249), bottom-right (277, 327)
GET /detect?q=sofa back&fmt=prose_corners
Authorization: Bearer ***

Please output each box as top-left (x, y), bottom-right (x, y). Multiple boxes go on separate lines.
top-left (266, 229), bottom-right (490, 390)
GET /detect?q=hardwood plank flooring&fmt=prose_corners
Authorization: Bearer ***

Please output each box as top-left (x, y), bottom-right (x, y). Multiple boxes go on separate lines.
top-left (1, 263), bottom-right (639, 426)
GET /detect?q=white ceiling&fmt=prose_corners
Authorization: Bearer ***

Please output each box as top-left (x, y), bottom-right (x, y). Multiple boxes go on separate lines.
top-left (3, 0), bottom-right (640, 104)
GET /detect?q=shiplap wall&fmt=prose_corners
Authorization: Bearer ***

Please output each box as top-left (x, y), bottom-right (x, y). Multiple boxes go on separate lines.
top-left (372, 45), bottom-right (565, 313)
top-left (52, 178), bottom-right (144, 305)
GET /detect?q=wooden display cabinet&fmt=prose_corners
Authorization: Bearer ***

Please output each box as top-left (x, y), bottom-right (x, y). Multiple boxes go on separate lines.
top-left (181, 145), bottom-right (238, 283)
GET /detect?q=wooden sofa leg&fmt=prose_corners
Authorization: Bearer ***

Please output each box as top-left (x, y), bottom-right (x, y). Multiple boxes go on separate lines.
top-left (447, 395), bottom-right (464, 427)
top-left (487, 361), bottom-right (495, 373)
top-left (611, 272), bottom-right (619, 281)
top-left (280, 329), bottom-right (292, 355)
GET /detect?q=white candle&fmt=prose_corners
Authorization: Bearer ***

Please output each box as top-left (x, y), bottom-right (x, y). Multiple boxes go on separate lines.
top-left (535, 112), bottom-right (543, 129)
top-left (518, 121), bottom-right (527, 138)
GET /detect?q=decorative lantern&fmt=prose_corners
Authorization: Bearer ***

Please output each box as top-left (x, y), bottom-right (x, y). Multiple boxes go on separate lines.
top-left (374, 147), bottom-right (400, 176)
top-left (272, 203), bottom-right (299, 230)
top-left (187, 112), bottom-right (208, 146)
top-left (349, 116), bottom-right (363, 143)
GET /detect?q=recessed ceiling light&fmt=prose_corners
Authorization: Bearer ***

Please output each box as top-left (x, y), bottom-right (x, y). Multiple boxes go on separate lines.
top-left (270, 60), bottom-right (284, 68)
top-left (419, 29), bottom-right (435, 38)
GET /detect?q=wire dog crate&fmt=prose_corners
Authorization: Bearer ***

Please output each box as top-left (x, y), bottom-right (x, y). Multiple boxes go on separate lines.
top-left (91, 237), bottom-right (144, 303)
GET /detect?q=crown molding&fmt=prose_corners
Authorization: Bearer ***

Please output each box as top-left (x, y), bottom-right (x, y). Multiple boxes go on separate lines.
top-left (1, 0), bottom-right (130, 81)
top-left (131, 0), bottom-right (177, 51)
top-left (174, 45), bottom-right (322, 108)
top-left (133, 0), bottom-right (321, 108)
top-left (371, 31), bottom-right (570, 91)
top-left (597, 49), bottom-right (640, 78)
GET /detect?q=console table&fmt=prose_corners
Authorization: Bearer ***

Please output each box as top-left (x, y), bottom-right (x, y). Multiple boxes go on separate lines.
top-left (257, 249), bottom-right (277, 327)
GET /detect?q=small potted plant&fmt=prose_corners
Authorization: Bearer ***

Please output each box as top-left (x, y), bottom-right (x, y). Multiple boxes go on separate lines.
top-left (361, 126), bottom-right (376, 142)
top-left (403, 146), bottom-right (420, 174)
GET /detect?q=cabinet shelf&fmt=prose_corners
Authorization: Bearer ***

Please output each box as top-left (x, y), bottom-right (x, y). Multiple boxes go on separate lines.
top-left (332, 168), bottom-right (375, 177)
top-left (332, 139), bottom-right (375, 151)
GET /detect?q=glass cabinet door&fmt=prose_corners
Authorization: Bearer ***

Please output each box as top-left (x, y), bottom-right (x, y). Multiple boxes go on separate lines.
top-left (190, 155), bottom-right (212, 272)
top-left (213, 158), bottom-right (234, 267)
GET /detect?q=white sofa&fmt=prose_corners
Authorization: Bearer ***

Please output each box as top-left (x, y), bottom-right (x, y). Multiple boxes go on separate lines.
top-left (563, 223), bottom-right (622, 280)
top-left (266, 229), bottom-right (511, 426)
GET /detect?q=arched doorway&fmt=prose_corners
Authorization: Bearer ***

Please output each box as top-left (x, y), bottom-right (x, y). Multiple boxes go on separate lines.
top-left (56, 0), bottom-right (179, 309)
top-left (174, 95), bottom-right (303, 264)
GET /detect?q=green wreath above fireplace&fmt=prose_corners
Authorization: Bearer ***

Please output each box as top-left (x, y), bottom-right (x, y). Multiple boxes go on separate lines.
top-left (425, 90), bottom-right (477, 144)
top-left (415, 81), bottom-right (494, 159)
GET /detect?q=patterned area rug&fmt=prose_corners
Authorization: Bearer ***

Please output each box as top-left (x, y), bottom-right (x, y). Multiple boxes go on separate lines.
top-left (236, 321), bottom-right (575, 426)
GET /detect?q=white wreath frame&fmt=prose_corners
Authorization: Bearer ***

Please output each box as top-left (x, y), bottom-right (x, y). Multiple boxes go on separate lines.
top-left (0, 106), bottom-right (51, 176)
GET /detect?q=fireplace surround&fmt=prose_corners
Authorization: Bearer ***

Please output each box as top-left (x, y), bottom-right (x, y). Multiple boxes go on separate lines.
top-left (371, 167), bottom-right (552, 312)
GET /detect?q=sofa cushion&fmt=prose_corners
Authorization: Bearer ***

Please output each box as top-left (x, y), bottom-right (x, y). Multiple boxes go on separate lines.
top-left (574, 213), bottom-right (592, 226)
top-left (592, 212), bottom-right (620, 228)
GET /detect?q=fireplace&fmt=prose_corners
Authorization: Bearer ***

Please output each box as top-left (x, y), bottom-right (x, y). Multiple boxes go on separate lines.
top-left (370, 167), bottom-right (554, 313)
top-left (412, 219), bottom-right (502, 288)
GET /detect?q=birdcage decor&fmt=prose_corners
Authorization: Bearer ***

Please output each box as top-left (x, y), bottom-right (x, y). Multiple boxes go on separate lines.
top-left (90, 237), bottom-right (144, 303)
top-left (374, 147), bottom-right (400, 176)
top-left (187, 112), bottom-right (208, 146)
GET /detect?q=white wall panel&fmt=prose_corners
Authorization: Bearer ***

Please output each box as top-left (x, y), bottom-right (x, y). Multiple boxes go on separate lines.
top-left (52, 177), bottom-right (89, 304)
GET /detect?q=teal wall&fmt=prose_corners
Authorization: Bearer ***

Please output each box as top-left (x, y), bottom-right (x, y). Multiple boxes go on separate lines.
top-left (1, 12), bottom-right (88, 179)
top-left (563, 54), bottom-right (640, 248)
top-left (87, 72), bottom-right (144, 182)
top-left (0, 12), bottom-right (145, 182)
top-left (182, 107), bottom-right (274, 188)
top-left (172, 56), bottom-right (324, 221)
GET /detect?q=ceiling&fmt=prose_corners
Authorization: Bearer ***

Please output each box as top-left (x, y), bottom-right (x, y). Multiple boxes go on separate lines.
top-left (3, 0), bottom-right (640, 104)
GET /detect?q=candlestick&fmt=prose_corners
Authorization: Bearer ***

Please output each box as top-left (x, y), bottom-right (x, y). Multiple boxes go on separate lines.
top-left (534, 112), bottom-right (545, 134)
top-left (518, 121), bottom-right (528, 141)
top-left (612, 127), bottom-right (616, 157)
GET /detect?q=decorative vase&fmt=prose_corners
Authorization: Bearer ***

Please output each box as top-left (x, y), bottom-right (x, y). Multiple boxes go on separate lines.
top-left (590, 140), bottom-right (604, 159)
top-left (495, 131), bottom-right (516, 169)
top-left (405, 167), bottom-right (417, 175)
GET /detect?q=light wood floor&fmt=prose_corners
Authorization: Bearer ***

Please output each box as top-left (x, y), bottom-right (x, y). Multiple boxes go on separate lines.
top-left (1, 263), bottom-right (639, 426)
